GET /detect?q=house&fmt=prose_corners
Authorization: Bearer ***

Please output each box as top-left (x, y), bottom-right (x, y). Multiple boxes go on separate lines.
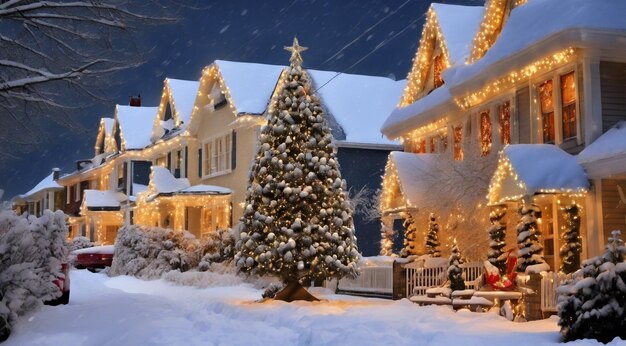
top-left (14, 169), bottom-right (64, 217)
top-left (380, 0), bottom-right (626, 273)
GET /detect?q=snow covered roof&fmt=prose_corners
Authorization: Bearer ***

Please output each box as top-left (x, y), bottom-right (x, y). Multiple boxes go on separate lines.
top-left (151, 166), bottom-right (190, 194)
top-left (386, 151), bottom-right (441, 209)
top-left (381, 85), bottom-right (454, 139)
top-left (21, 172), bottom-right (63, 200)
top-left (82, 190), bottom-right (127, 210)
top-left (488, 144), bottom-right (589, 205)
top-left (115, 105), bottom-right (158, 150)
top-left (578, 121), bottom-right (626, 178)
top-left (102, 118), bottom-right (115, 136)
top-left (309, 69), bottom-right (405, 146)
top-left (216, 60), bottom-right (284, 115)
top-left (147, 166), bottom-right (232, 198)
top-left (190, 60), bottom-right (402, 146)
top-left (431, 3), bottom-right (484, 66)
top-left (179, 185), bottom-right (232, 195)
top-left (445, 0), bottom-right (626, 92)
top-left (166, 78), bottom-right (200, 130)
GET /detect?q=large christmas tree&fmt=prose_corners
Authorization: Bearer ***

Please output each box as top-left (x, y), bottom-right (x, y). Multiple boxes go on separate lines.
top-left (425, 213), bottom-right (441, 257)
top-left (235, 38), bottom-right (359, 301)
top-left (487, 208), bottom-right (507, 273)
top-left (515, 204), bottom-right (545, 273)
top-left (559, 203), bottom-right (582, 274)
top-left (399, 214), bottom-right (417, 258)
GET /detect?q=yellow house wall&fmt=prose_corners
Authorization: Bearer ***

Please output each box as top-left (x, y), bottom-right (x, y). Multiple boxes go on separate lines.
top-left (192, 104), bottom-right (261, 224)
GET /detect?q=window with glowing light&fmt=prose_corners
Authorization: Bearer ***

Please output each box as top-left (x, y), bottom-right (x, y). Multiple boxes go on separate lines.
top-left (433, 54), bottom-right (445, 88)
top-left (479, 110), bottom-right (492, 156)
top-left (538, 79), bottom-right (555, 143)
top-left (560, 71), bottom-right (577, 140)
top-left (453, 125), bottom-right (463, 161)
top-left (202, 133), bottom-right (232, 177)
top-left (412, 138), bottom-right (426, 154)
top-left (429, 136), bottom-right (436, 153)
top-left (498, 100), bottom-right (511, 145)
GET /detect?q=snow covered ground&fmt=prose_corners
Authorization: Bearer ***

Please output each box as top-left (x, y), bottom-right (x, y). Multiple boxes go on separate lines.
top-left (5, 269), bottom-right (619, 346)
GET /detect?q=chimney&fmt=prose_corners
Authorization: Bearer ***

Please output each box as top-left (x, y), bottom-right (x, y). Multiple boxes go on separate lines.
top-left (129, 94), bottom-right (141, 107)
top-left (52, 168), bottom-right (60, 180)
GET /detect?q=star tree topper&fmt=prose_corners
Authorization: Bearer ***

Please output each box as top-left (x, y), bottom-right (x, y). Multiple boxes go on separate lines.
top-left (284, 37), bottom-right (308, 66)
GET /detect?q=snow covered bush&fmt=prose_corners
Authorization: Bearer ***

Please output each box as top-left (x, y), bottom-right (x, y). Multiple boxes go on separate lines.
top-left (515, 204), bottom-right (546, 272)
top-left (0, 210), bottom-right (68, 338)
top-left (425, 213), bottom-right (441, 257)
top-left (557, 230), bottom-right (626, 343)
top-left (108, 225), bottom-right (201, 279)
top-left (559, 203), bottom-right (582, 274)
top-left (399, 215), bottom-right (417, 258)
top-left (68, 235), bottom-right (99, 252)
top-left (487, 208), bottom-right (507, 274)
top-left (447, 240), bottom-right (465, 291)
top-left (198, 228), bottom-right (235, 271)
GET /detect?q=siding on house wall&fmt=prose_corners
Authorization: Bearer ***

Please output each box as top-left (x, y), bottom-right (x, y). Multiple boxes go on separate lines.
top-left (336, 146), bottom-right (394, 257)
top-left (516, 86), bottom-right (531, 144)
top-left (194, 105), bottom-right (259, 223)
top-left (601, 179), bottom-right (626, 241)
top-left (600, 61), bottom-right (626, 132)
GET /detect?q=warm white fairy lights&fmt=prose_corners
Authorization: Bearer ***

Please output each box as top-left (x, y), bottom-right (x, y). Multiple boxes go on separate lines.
top-left (458, 48), bottom-right (577, 109)
top-left (468, 0), bottom-right (510, 64)
top-left (487, 149), bottom-right (587, 206)
top-left (399, 6), bottom-right (453, 107)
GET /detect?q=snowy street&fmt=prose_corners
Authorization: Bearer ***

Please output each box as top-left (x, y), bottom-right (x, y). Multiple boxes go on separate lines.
top-left (4, 269), bottom-right (602, 346)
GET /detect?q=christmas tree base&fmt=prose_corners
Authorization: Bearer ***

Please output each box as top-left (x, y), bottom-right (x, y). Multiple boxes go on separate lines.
top-left (274, 281), bottom-right (320, 302)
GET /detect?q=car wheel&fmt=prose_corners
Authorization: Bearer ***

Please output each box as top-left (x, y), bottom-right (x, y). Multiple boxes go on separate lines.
top-left (0, 315), bottom-right (10, 342)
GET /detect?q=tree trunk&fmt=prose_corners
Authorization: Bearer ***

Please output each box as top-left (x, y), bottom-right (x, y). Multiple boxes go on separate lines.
top-left (274, 280), bottom-right (319, 302)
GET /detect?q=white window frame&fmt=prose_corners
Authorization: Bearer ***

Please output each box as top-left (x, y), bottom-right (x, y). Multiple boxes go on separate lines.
top-left (201, 131), bottom-right (232, 179)
top-left (464, 91), bottom-right (516, 158)
top-left (66, 185), bottom-right (71, 204)
top-left (531, 64), bottom-right (581, 146)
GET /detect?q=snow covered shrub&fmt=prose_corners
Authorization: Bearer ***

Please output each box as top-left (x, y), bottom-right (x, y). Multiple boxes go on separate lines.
top-left (558, 230), bottom-right (626, 343)
top-left (0, 210), bottom-right (68, 333)
top-left (68, 235), bottom-right (99, 252)
top-left (262, 282), bottom-right (285, 299)
top-left (198, 228), bottom-right (235, 271)
top-left (108, 225), bottom-right (201, 279)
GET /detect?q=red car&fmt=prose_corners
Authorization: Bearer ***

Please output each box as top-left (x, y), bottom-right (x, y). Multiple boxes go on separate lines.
top-left (70, 245), bottom-right (115, 272)
top-left (45, 262), bottom-right (70, 306)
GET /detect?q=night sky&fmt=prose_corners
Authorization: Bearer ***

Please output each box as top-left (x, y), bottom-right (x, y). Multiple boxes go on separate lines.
top-left (0, 0), bottom-right (481, 200)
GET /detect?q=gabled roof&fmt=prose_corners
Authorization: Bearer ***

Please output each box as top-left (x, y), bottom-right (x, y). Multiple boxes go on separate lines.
top-left (215, 60), bottom-right (285, 115)
top-left (189, 60), bottom-right (403, 146)
top-left (399, 3), bottom-right (483, 106)
top-left (152, 78), bottom-right (201, 140)
top-left (488, 144), bottom-right (589, 205)
top-left (445, 0), bottom-right (626, 93)
top-left (115, 105), bottom-right (158, 151)
top-left (432, 3), bottom-right (485, 66)
top-left (95, 117), bottom-right (117, 155)
top-left (21, 172), bottom-right (63, 200)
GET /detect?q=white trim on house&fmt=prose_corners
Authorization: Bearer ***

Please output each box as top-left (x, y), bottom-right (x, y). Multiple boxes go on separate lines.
top-left (334, 141), bottom-right (403, 151)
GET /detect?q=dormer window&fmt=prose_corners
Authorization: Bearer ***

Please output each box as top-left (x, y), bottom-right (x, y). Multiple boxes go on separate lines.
top-left (433, 54), bottom-right (445, 88)
top-left (208, 83), bottom-right (227, 110)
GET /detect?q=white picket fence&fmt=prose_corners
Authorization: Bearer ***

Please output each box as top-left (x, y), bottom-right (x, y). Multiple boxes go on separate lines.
top-left (541, 271), bottom-right (562, 314)
top-left (405, 260), bottom-right (485, 297)
top-left (334, 265), bottom-right (394, 297)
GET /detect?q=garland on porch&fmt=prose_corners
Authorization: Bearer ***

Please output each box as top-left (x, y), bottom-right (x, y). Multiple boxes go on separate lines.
top-left (559, 203), bottom-right (582, 275)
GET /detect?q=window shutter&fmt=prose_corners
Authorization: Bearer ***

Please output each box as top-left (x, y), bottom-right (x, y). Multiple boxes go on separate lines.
top-left (198, 147), bottom-right (202, 177)
top-left (231, 130), bottom-right (237, 170)
top-left (184, 146), bottom-right (188, 178)
top-left (167, 152), bottom-right (172, 170)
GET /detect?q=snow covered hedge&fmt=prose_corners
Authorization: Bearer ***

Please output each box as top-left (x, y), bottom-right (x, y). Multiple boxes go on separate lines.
top-left (108, 225), bottom-right (234, 280)
top-left (0, 210), bottom-right (68, 341)
top-left (68, 236), bottom-right (99, 252)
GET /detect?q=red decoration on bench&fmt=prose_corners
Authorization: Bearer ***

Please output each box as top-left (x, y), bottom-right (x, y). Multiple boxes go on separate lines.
top-left (484, 250), bottom-right (518, 290)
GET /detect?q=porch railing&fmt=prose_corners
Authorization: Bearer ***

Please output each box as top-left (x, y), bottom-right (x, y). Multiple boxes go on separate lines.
top-left (335, 265), bottom-right (394, 297)
top-left (541, 271), bottom-right (562, 313)
top-left (405, 260), bottom-right (485, 297)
